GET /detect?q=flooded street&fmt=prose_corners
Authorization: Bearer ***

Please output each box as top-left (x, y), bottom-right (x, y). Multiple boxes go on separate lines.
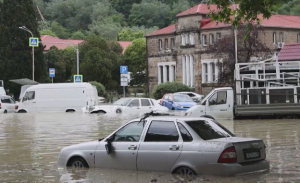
top-left (0, 113), bottom-right (299, 183)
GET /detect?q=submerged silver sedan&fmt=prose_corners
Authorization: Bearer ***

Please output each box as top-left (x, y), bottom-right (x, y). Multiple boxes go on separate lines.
top-left (58, 114), bottom-right (269, 177)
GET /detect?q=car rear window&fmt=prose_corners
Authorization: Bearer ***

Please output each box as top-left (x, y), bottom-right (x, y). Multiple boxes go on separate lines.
top-left (185, 120), bottom-right (234, 140)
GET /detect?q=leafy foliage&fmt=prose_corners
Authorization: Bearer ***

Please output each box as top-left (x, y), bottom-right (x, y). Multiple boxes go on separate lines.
top-left (40, 29), bottom-right (57, 37)
top-left (152, 82), bottom-right (191, 99)
top-left (89, 81), bottom-right (106, 96)
top-left (276, 0), bottom-right (300, 15)
top-left (204, 24), bottom-right (272, 86)
top-left (79, 34), bottom-right (123, 90)
top-left (0, 0), bottom-right (46, 97)
top-left (124, 38), bottom-right (146, 86)
top-left (207, 0), bottom-right (289, 28)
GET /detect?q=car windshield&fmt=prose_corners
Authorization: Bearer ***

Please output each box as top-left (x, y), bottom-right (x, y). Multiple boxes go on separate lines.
top-left (173, 95), bottom-right (193, 102)
top-left (113, 98), bottom-right (132, 106)
top-left (185, 120), bottom-right (234, 140)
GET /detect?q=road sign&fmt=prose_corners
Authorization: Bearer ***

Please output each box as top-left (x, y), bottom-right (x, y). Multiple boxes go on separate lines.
top-left (49, 68), bottom-right (55, 77)
top-left (73, 75), bottom-right (83, 83)
top-left (120, 73), bottom-right (128, 86)
top-left (120, 66), bottom-right (128, 74)
top-left (29, 37), bottom-right (39, 47)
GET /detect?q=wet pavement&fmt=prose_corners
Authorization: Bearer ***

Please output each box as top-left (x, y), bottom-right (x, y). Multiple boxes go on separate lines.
top-left (0, 112), bottom-right (299, 183)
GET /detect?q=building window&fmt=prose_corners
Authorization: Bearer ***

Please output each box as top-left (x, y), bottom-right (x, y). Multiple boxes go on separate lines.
top-left (181, 34), bottom-right (186, 46)
top-left (185, 34), bottom-right (189, 45)
top-left (273, 32), bottom-right (276, 44)
top-left (202, 35), bottom-right (207, 46)
top-left (165, 39), bottom-right (168, 49)
top-left (279, 32), bottom-right (284, 42)
top-left (202, 60), bottom-right (221, 83)
top-left (216, 32), bottom-right (221, 42)
top-left (209, 34), bottom-right (214, 45)
top-left (171, 38), bottom-right (175, 49)
top-left (211, 62), bottom-right (215, 81)
top-left (297, 34), bottom-right (300, 43)
top-left (181, 55), bottom-right (194, 87)
top-left (189, 33), bottom-right (195, 45)
top-left (157, 62), bottom-right (176, 84)
top-left (159, 39), bottom-right (162, 50)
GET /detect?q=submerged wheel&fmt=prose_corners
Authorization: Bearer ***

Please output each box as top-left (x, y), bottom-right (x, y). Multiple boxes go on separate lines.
top-left (4, 110), bottom-right (7, 113)
top-left (116, 109), bottom-right (122, 113)
top-left (67, 157), bottom-right (89, 170)
top-left (173, 167), bottom-right (196, 182)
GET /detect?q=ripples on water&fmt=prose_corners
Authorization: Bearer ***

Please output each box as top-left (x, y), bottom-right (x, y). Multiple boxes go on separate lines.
top-left (0, 112), bottom-right (299, 183)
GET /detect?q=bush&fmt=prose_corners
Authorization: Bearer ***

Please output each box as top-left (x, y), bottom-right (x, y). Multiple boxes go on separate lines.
top-left (89, 81), bottom-right (105, 96)
top-left (152, 82), bottom-right (191, 99)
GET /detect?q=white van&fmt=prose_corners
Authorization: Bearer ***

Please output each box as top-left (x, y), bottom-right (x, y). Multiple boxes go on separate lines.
top-left (0, 87), bottom-right (6, 96)
top-left (17, 83), bottom-right (97, 113)
top-left (185, 87), bottom-right (234, 119)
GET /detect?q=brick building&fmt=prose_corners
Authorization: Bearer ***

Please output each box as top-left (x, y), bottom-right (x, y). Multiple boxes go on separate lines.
top-left (146, 3), bottom-right (300, 95)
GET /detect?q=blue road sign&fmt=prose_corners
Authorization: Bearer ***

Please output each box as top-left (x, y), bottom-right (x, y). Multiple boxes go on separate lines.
top-left (29, 37), bottom-right (39, 47)
top-left (73, 75), bottom-right (83, 83)
top-left (49, 68), bottom-right (55, 77)
top-left (120, 66), bottom-right (128, 74)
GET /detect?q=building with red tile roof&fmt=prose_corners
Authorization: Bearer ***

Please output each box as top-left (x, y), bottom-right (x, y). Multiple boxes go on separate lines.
top-left (278, 43), bottom-right (300, 61)
top-left (146, 3), bottom-right (300, 95)
top-left (41, 35), bottom-right (131, 54)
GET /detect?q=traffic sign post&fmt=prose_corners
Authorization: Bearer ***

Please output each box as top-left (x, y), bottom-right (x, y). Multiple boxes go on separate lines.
top-left (49, 68), bottom-right (55, 83)
top-left (120, 66), bottom-right (128, 97)
top-left (73, 75), bottom-right (83, 83)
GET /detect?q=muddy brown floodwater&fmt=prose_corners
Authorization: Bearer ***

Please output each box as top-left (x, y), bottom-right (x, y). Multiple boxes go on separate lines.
top-left (0, 112), bottom-right (299, 183)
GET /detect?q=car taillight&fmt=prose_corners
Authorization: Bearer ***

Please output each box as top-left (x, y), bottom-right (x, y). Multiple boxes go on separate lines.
top-left (218, 146), bottom-right (237, 163)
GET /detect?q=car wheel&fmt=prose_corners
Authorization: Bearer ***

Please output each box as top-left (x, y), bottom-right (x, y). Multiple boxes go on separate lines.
top-left (116, 109), bottom-right (122, 113)
top-left (68, 157), bottom-right (89, 170)
top-left (171, 107), bottom-right (175, 110)
top-left (4, 110), bottom-right (7, 113)
top-left (173, 167), bottom-right (197, 182)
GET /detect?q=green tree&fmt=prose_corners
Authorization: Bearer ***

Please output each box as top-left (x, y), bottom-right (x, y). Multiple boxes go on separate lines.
top-left (276, 0), bottom-right (300, 15)
top-left (0, 0), bottom-right (46, 96)
top-left (40, 29), bottom-right (57, 37)
top-left (128, 0), bottom-right (172, 28)
top-left (44, 47), bottom-right (66, 83)
top-left (71, 31), bottom-right (85, 40)
top-left (89, 81), bottom-right (106, 96)
top-left (111, 0), bottom-right (142, 20)
top-left (124, 38), bottom-right (146, 86)
top-left (51, 21), bottom-right (71, 39)
top-left (207, 0), bottom-right (289, 28)
top-left (118, 28), bottom-right (144, 41)
top-left (79, 34), bottom-right (123, 90)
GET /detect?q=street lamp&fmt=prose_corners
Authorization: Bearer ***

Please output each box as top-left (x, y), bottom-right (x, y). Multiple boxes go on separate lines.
top-left (42, 41), bottom-right (80, 75)
top-left (229, 0), bottom-right (238, 64)
top-left (19, 26), bottom-right (35, 81)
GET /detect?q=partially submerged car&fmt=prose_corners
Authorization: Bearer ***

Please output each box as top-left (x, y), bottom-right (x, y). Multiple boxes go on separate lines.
top-left (161, 93), bottom-right (197, 110)
top-left (0, 95), bottom-right (18, 113)
top-left (58, 112), bottom-right (269, 177)
top-left (84, 98), bottom-right (169, 114)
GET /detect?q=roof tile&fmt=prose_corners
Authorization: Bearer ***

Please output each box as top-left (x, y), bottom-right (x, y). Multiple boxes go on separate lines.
top-left (146, 24), bottom-right (176, 37)
top-left (278, 44), bottom-right (300, 61)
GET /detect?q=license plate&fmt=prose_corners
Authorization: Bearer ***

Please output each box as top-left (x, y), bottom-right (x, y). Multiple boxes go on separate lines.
top-left (244, 151), bottom-right (260, 160)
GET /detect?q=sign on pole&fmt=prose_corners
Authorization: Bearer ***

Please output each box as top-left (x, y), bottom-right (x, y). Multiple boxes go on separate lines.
top-left (29, 38), bottom-right (39, 47)
top-left (120, 66), bottom-right (128, 74)
top-left (49, 68), bottom-right (55, 77)
top-left (120, 74), bottom-right (128, 86)
top-left (73, 75), bottom-right (83, 83)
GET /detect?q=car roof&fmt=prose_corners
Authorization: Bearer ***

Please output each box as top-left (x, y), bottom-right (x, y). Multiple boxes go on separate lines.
top-left (130, 116), bottom-right (212, 122)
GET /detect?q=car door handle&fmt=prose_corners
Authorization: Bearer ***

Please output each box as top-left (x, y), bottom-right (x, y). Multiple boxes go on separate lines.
top-left (128, 145), bottom-right (137, 150)
top-left (32, 102), bottom-right (36, 103)
top-left (220, 109), bottom-right (227, 111)
top-left (137, 108), bottom-right (140, 109)
top-left (169, 145), bottom-right (179, 151)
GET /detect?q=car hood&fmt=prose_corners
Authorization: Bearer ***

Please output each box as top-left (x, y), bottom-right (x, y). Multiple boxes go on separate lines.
top-left (62, 140), bottom-right (99, 152)
top-left (174, 101), bottom-right (196, 107)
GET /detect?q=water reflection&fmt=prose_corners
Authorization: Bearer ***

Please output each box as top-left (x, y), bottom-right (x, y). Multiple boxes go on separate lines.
top-left (0, 113), bottom-right (299, 182)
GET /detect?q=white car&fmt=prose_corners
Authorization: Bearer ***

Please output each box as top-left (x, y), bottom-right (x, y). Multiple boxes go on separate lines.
top-left (175, 92), bottom-right (204, 102)
top-left (0, 95), bottom-right (18, 113)
top-left (84, 98), bottom-right (169, 114)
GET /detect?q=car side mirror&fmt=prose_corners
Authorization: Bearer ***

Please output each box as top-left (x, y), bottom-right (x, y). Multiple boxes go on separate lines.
top-left (105, 136), bottom-right (114, 155)
top-left (209, 100), bottom-right (216, 105)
